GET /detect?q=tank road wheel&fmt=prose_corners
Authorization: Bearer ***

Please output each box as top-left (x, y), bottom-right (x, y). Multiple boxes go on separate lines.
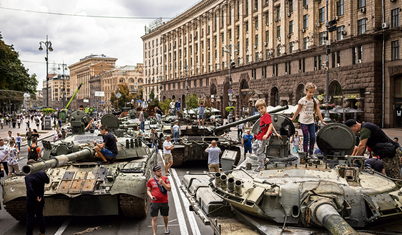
top-left (119, 194), bottom-right (149, 218)
top-left (171, 150), bottom-right (184, 167)
top-left (4, 197), bottom-right (27, 221)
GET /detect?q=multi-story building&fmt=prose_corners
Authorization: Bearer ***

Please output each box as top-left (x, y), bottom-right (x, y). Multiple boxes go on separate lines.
top-left (69, 54), bottom-right (117, 109)
top-left (99, 64), bottom-right (144, 110)
top-left (142, 0), bottom-right (402, 127)
top-left (42, 74), bottom-right (71, 109)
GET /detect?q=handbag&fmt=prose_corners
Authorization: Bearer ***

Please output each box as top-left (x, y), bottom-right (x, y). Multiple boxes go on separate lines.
top-left (154, 177), bottom-right (167, 194)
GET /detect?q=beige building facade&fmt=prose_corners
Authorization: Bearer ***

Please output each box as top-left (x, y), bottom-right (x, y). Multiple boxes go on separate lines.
top-left (142, 0), bottom-right (402, 127)
top-left (68, 54), bottom-right (117, 109)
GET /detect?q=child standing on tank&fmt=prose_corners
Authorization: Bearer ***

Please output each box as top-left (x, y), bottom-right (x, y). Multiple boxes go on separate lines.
top-left (291, 83), bottom-right (326, 156)
top-left (252, 99), bottom-right (281, 172)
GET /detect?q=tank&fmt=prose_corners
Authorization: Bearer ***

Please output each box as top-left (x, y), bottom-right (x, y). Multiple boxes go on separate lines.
top-left (166, 106), bottom-right (288, 167)
top-left (2, 114), bottom-right (157, 221)
top-left (181, 119), bottom-right (402, 235)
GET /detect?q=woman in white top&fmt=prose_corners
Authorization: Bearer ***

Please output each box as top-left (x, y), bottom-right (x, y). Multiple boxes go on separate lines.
top-left (291, 83), bottom-right (326, 156)
top-left (1, 137), bottom-right (20, 176)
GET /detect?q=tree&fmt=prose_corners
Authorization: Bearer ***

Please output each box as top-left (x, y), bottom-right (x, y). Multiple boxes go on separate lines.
top-left (110, 83), bottom-right (134, 109)
top-left (149, 89), bottom-right (155, 100)
top-left (0, 33), bottom-right (38, 95)
top-left (159, 99), bottom-right (171, 113)
top-left (185, 93), bottom-right (198, 111)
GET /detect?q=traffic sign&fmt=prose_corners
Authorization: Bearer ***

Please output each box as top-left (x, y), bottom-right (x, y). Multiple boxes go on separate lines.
top-left (116, 92), bottom-right (121, 98)
top-left (101, 101), bottom-right (104, 104)
top-left (228, 89), bottom-right (233, 94)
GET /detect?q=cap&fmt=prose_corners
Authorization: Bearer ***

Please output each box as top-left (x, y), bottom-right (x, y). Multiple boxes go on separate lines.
top-left (345, 119), bottom-right (358, 127)
top-left (153, 165), bottom-right (161, 172)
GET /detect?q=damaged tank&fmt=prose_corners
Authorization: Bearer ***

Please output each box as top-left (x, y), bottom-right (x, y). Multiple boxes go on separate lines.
top-left (2, 114), bottom-right (157, 221)
top-left (168, 106), bottom-right (288, 167)
top-left (182, 118), bottom-right (402, 235)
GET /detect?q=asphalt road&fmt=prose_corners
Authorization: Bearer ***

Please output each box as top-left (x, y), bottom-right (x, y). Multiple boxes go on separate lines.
top-left (0, 134), bottom-right (224, 235)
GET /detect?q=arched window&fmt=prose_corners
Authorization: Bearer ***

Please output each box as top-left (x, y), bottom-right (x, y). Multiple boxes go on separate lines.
top-left (271, 87), bottom-right (279, 106)
top-left (128, 78), bottom-right (134, 83)
top-left (296, 84), bottom-right (305, 104)
top-left (119, 78), bottom-right (125, 83)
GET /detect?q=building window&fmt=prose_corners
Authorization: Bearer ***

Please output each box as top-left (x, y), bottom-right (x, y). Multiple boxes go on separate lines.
top-left (265, 11), bottom-right (269, 25)
top-left (246, 55), bottom-right (249, 64)
top-left (289, 0), bottom-right (293, 13)
top-left (319, 8), bottom-right (325, 23)
top-left (303, 15), bottom-right (308, 29)
top-left (391, 8), bottom-right (400, 28)
top-left (254, 0), bottom-right (258, 10)
top-left (266, 49), bottom-right (270, 59)
top-left (255, 52), bottom-right (259, 62)
top-left (289, 21), bottom-right (294, 34)
top-left (246, 21), bottom-right (249, 33)
top-left (337, 0), bottom-right (344, 16)
top-left (303, 37), bottom-right (309, 49)
top-left (332, 52), bottom-right (336, 68)
top-left (229, 5), bottom-right (231, 24)
top-left (255, 34), bottom-right (258, 45)
top-left (319, 32), bottom-right (325, 45)
top-left (358, 19), bottom-right (366, 35)
top-left (391, 41), bottom-right (400, 61)
top-left (318, 55), bottom-right (322, 70)
top-left (276, 6), bottom-right (281, 20)
top-left (265, 30), bottom-right (269, 42)
top-left (237, 25), bottom-right (240, 37)
top-left (277, 26), bottom-right (281, 39)
top-left (277, 45), bottom-right (281, 56)
top-left (337, 26), bottom-right (344, 40)
top-left (255, 17), bottom-right (258, 30)
top-left (289, 42), bottom-right (294, 53)
top-left (246, 38), bottom-right (249, 50)
top-left (288, 62), bottom-right (292, 74)
top-left (303, 0), bottom-right (308, 7)
top-left (358, 0), bottom-right (366, 8)
top-left (314, 56), bottom-right (317, 69)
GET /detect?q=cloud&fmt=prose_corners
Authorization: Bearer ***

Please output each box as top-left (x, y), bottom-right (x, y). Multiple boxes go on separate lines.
top-left (0, 0), bottom-right (200, 90)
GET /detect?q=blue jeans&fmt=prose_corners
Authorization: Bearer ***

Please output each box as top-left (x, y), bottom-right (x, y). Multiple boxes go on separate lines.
top-left (16, 142), bottom-right (21, 151)
top-left (100, 148), bottom-right (116, 158)
top-left (151, 142), bottom-right (158, 154)
top-left (140, 121), bottom-right (145, 131)
top-left (300, 123), bottom-right (316, 155)
top-left (174, 131), bottom-right (179, 143)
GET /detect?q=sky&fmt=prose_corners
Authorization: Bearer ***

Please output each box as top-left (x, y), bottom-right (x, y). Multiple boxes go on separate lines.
top-left (0, 0), bottom-right (201, 90)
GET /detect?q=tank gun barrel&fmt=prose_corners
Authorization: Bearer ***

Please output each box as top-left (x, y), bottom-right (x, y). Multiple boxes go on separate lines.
top-left (315, 204), bottom-right (358, 235)
top-left (214, 105), bottom-right (288, 135)
top-left (22, 148), bottom-right (95, 175)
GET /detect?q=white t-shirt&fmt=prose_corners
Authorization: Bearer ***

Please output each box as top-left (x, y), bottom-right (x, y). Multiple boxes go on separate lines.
top-left (0, 119), bottom-right (3, 124)
top-left (298, 97), bottom-right (318, 125)
top-left (54, 131), bottom-right (59, 141)
top-left (170, 102), bottom-right (175, 109)
top-left (0, 145), bottom-right (6, 161)
top-left (163, 140), bottom-right (172, 154)
top-left (7, 136), bottom-right (15, 144)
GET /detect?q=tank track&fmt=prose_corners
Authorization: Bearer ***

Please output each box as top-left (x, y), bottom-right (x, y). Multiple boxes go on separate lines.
top-left (171, 150), bottom-right (184, 167)
top-left (119, 194), bottom-right (149, 218)
top-left (4, 197), bottom-right (26, 221)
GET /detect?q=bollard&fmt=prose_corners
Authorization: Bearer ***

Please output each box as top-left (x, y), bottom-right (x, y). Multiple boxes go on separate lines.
top-left (235, 180), bottom-right (242, 195)
top-left (215, 172), bottom-right (221, 187)
top-left (135, 139), bottom-right (139, 147)
top-left (130, 139), bottom-right (134, 148)
top-left (246, 163), bottom-right (252, 170)
top-left (126, 139), bottom-right (130, 149)
top-left (220, 174), bottom-right (227, 191)
top-left (228, 177), bottom-right (234, 193)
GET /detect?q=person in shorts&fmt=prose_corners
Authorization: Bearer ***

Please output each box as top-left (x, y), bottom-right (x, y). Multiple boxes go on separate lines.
top-left (198, 99), bottom-right (205, 126)
top-left (242, 130), bottom-right (254, 159)
top-left (205, 140), bottom-right (221, 172)
top-left (93, 125), bottom-right (118, 164)
top-left (163, 136), bottom-right (174, 176)
top-left (147, 165), bottom-right (171, 235)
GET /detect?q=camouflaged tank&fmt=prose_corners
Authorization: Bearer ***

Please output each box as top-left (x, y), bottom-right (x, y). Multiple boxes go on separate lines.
top-left (2, 112), bottom-right (157, 221)
top-left (166, 106), bottom-right (289, 167)
top-left (182, 117), bottom-right (402, 235)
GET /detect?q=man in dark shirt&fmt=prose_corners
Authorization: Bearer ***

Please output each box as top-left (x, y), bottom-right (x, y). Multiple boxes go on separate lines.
top-left (93, 125), bottom-right (118, 164)
top-left (346, 119), bottom-right (401, 178)
top-left (25, 167), bottom-right (50, 235)
top-left (365, 153), bottom-right (385, 174)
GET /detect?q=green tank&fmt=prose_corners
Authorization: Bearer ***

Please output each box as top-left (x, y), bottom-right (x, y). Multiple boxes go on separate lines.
top-left (2, 114), bottom-right (157, 221)
top-left (166, 106), bottom-right (289, 167)
top-left (182, 119), bottom-right (402, 235)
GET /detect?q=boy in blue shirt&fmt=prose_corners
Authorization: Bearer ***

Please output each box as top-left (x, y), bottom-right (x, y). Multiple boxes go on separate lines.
top-left (242, 130), bottom-right (254, 160)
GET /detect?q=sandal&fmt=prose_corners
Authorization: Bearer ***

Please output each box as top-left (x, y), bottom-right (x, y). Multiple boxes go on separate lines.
top-left (165, 229), bottom-right (170, 234)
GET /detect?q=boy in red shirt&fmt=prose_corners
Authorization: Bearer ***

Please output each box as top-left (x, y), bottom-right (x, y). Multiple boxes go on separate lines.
top-left (252, 99), bottom-right (281, 172)
top-left (147, 165), bottom-right (172, 235)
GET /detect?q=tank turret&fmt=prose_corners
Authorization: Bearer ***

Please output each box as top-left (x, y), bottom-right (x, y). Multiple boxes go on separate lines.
top-left (128, 109), bottom-right (137, 119)
top-left (23, 148), bottom-right (95, 175)
top-left (68, 110), bottom-right (91, 134)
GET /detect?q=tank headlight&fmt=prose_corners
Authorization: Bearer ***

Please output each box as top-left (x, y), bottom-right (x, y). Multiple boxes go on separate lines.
top-left (10, 187), bottom-right (15, 192)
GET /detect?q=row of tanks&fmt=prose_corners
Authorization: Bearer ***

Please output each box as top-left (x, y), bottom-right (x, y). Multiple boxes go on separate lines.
top-left (181, 114), bottom-right (402, 235)
top-left (2, 110), bottom-right (157, 220)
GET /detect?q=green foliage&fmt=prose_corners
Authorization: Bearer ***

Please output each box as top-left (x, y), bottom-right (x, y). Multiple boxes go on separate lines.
top-left (150, 98), bottom-right (159, 106)
top-left (42, 108), bottom-right (55, 115)
top-left (225, 106), bottom-right (235, 113)
top-left (185, 93), bottom-right (198, 110)
top-left (0, 32), bottom-right (38, 95)
top-left (159, 99), bottom-right (171, 113)
top-left (110, 83), bottom-right (134, 109)
top-left (149, 90), bottom-right (155, 100)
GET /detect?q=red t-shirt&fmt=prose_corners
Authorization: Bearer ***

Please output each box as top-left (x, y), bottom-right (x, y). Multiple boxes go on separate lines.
top-left (146, 176), bottom-right (170, 203)
top-left (255, 113), bottom-right (272, 140)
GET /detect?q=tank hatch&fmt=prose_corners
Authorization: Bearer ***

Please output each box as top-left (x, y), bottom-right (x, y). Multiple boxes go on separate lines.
top-left (101, 114), bottom-right (120, 129)
top-left (316, 123), bottom-right (356, 156)
top-left (252, 114), bottom-right (295, 137)
top-left (74, 134), bottom-right (104, 144)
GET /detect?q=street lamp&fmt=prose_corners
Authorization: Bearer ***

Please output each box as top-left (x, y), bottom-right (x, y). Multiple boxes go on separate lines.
top-left (58, 61), bottom-right (68, 108)
top-left (224, 44), bottom-right (238, 123)
top-left (39, 35), bottom-right (53, 108)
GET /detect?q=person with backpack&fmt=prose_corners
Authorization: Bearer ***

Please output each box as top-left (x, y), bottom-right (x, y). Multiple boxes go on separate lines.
top-left (27, 138), bottom-right (41, 161)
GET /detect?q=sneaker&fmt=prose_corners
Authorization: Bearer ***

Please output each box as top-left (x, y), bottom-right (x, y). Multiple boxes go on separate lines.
top-left (109, 158), bottom-right (116, 164)
top-left (264, 159), bottom-right (270, 165)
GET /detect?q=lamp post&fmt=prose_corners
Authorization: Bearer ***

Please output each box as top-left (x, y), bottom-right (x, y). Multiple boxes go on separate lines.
top-left (58, 61), bottom-right (68, 109)
top-left (224, 44), bottom-right (238, 123)
top-left (39, 35), bottom-right (53, 108)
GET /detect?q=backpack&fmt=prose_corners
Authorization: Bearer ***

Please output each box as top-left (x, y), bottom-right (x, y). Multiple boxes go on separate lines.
top-left (28, 146), bottom-right (38, 161)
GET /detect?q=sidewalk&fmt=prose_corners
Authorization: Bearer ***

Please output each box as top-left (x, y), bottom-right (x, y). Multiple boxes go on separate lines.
top-left (0, 118), bottom-right (58, 146)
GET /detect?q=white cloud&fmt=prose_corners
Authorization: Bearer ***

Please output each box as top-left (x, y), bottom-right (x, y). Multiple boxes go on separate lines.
top-left (0, 0), bottom-right (200, 90)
